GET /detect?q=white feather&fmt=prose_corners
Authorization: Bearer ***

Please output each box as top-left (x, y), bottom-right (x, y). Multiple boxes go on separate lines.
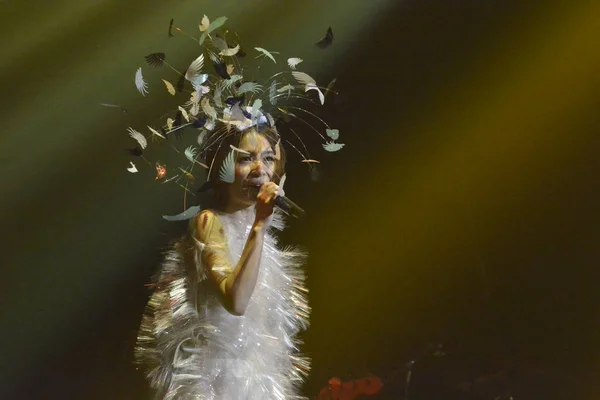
top-left (205, 118), bottom-right (216, 131)
top-left (237, 82), bottom-right (263, 95)
top-left (279, 173), bottom-right (287, 196)
top-left (199, 16), bottom-right (228, 45)
top-left (208, 51), bottom-right (220, 64)
top-left (276, 84), bottom-right (295, 95)
top-left (305, 83), bottom-right (325, 105)
top-left (127, 161), bottom-right (138, 173)
top-left (213, 83), bottom-right (223, 108)
top-left (197, 130), bottom-right (207, 146)
top-left (185, 91), bottom-right (200, 109)
top-left (178, 106), bottom-right (190, 122)
top-left (195, 85), bottom-right (210, 95)
top-left (254, 47), bottom-right (277, 63)
top-left (291, 71), bottom-right (316, 86)
top-left (266, 113), bottom-right (275, 128)
top-left (326, 129), bottom-right (339, 140)
top-left (222, 75), bottom-right (243, 90)
top-left (135, 67), bottom-right (149, 96)
top-left (148, 126), bottom-right (166, 139)
top-left (201, 97), bottom-right (217, 120)
top-left (291, 72), bottom-right (324, 104)
top-left (190, 102), bottom-right (200, 116)
top-left (269, 81), bottom-right (277, 105)
top-left (250, 99), bottom-right (262, 121)
top-left (287, 58), bottom-right (303, 69)
top-left (230, 103), bottom-right (248, 123)
top-left (208, 16), bottom-right (227, 32)
top-left (220, 44), bottom-right (240, 57)
top-left (323, 141), bottom-right (345, 152)
top-left (220, 105), bottom-right (251, 131)
top-left (219, 150), bottom-right (236, 183)
top-left (185, 146), bottom-right (198, 163)
top-left (186, 87), bottom-right (209, 109)
top-left (190, 74), bottom-right (209, 89)
top-left (127, 127), bottom-right (147, 149)
top-left (162, 79), bottom-right (176, 96)
top-left (185, 54), bottom-right (205, 82)
top-left (199, 15), bottom-right (210, 32)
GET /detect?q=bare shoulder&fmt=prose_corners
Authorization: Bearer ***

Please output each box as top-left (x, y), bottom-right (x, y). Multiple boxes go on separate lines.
top-left (193, 209), bottom-right (225, 243)
top-left (194, 210), bottom-right (233, 279)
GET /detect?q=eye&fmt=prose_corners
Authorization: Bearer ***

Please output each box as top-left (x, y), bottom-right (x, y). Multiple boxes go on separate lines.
top-left (264, 156), bottom-right (276, 163)
top-left (238, 156), bottom-right (252, 162)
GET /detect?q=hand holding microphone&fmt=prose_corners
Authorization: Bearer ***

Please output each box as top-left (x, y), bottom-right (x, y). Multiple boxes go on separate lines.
top-left (255, 182), bottom-right (279, 222)
top-left (255, 182), bottom-right (305, 222)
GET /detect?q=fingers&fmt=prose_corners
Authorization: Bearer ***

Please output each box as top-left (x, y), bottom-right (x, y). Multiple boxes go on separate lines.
top-left (257, 182), bottom-right (279, 204)
top-left (254, 182), bottom-right (278, 222)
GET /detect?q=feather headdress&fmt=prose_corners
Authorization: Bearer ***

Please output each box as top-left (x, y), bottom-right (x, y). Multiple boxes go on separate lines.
top-left (121, 16), bottom-right (342, 219)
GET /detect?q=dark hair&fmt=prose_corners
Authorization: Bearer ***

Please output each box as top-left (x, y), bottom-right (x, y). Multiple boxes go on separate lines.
top-left (201, 123), bottom-right (286, 209)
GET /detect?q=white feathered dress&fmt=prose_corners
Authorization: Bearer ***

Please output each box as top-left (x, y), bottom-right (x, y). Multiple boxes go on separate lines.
top-left (135, 207), bottom-right (311, 400)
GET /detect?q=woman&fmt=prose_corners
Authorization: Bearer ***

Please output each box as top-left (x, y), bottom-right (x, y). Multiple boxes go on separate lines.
top-left (135, 124), bottom-right (311, 399)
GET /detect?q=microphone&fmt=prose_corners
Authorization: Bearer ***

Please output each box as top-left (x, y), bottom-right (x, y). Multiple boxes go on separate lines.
top-left (275, 195), bottom-right (305, 219)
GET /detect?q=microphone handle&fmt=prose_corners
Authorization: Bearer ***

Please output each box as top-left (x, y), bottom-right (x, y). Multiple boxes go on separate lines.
top-left (274, 195), bottom-right (305, 219)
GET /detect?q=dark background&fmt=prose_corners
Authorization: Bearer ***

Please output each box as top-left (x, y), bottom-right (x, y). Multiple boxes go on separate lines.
top-left (1, 1), bottom-right (599, 399)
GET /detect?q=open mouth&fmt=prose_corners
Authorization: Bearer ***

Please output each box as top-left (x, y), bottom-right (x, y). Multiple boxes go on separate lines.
top-left (242, 184), bottom-right (262, 195)
top-left (244, 181), bottom-right (264, 188)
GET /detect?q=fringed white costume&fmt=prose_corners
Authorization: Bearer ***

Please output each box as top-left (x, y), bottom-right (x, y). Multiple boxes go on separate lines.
top-left (135, 207), bottom-right (311, 400)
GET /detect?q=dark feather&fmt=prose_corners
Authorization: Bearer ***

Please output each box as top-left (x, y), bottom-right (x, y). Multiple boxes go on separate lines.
top-left (176, 73), bottom-right (186, 92)
top-left (224, 95), bottom-right (245, 106)
top-left (145, 52), bottom-right (166, 68)
top-left (174, 111), bottom-right (183, 126)
top-left (174, 130), bottom-right (184, 140)
top-left (193, 118), bottom-right (206, 128)
top-left (197, 180), bottom-right (216, 193)
top-left (173, 111), bottom-right (184, 138)
top-left (316, 27), bottom-right (334, 49)
top-left (324, 77), bottom-right (337, 99)
top-left (168, 18), bottom-right (174, 37)
top-left (174, 111), bottom-right (183, 127)
top-left (126, 147), bottom-right (143, 157)
top-left (212, 58), bottom-right (231, 79)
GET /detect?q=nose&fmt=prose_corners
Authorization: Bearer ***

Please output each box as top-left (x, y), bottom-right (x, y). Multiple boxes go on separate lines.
top-left (249, 160), bottom-right (266, 176)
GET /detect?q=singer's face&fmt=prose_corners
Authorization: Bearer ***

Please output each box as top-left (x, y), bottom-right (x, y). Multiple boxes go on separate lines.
top-left (227, 131), bottom-right (276, 208)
